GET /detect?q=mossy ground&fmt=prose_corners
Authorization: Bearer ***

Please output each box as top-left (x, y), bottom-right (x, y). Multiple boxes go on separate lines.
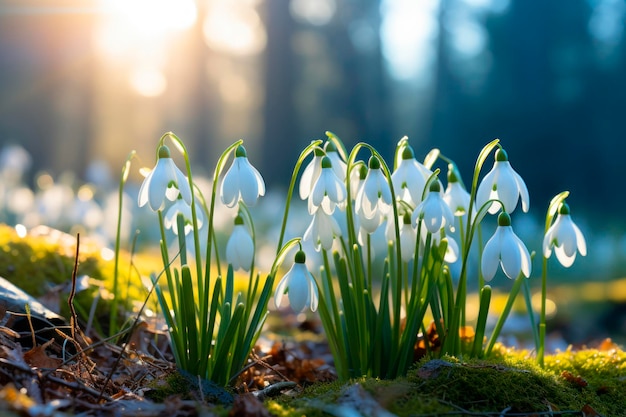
top-left (0, 224), bottom-right (157, 334)
top-left (266, 345), bottom-right (626, 416)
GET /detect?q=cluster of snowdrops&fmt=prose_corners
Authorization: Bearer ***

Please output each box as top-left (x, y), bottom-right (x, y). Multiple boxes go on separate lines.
top-left (124, 132), bottom-right (586, 385)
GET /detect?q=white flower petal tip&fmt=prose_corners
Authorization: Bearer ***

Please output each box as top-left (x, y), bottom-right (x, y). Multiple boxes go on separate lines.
top-left (443, 167), bottom-right (471, 217)
top-left (220, 146), bottom-right (266, 208)
top-left (476, 148), bottom-right (529, 214)
top-left (163, 198), bottom-right (203, 235)
top-left (226, 218), bottom-right (254, 271)
top-left (543, 203), bottom-right (586, 268)
top-left (481, 212), bottom-right (532, 281)
top-left (355, 156), bottom-right (392, 233)
top-left (138, 146), bottom-right (192, 212)
top-left (303, 210), bottom-right (342, 251)
top-left (391, 145), bottom-right (433, 205)
top-left (273, 251), bottom-right (318, 312)
top-left (309, 157), bottom-right (347, 215)
top-left (412, 181), bottom-right (454, 234)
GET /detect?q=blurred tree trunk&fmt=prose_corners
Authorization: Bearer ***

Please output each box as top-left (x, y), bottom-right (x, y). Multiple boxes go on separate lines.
top-left (262, 0), bottom-right (296, 185)
top-left (330, 0), bottom-right (391, 155)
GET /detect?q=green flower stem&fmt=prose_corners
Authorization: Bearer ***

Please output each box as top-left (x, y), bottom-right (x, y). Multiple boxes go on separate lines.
top-left (471, 284), bottom-right (491, 357)
top-left (110, 150), bottom-right (135, 337)
top-left (485, 272), bottom-right (526, 356)
top-left (445, 139), bottom-right (499, 356)
top-left (346, 143), bottom-right (402, 368)
top-left (522, 276), bottom-right (540, 352)
top-left (276, 140), bottom-right (323, 252)
top-left (318, 248), bottom-right (349, 379)
top-left (538, 191), bottom-right (569, 366)
top-left (159, 133), bottom-right (203, 290)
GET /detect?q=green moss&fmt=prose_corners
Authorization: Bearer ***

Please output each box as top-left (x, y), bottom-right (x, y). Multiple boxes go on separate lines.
top-left (0, 224), bottom-right (156, 334)
top-left (265, 347), bottom-right (626, 416)
top-left (144, 371), bottom-right (193, 402)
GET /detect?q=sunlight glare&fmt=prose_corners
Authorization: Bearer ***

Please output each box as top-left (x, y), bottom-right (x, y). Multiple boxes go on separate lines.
top-left (106, 0), bottom-right (196, 37)
top-left (129, 66), bottom-right (168, 97)
top-left (203, 3), bottom-right (267, 55)
top-left (95, 0), bottom-right (197, 60)
top-left (380, 0), bottom-right (439, 81)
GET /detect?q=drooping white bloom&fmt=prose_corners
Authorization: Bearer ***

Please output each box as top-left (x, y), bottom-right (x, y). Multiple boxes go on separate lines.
top-left (481, 212), bottom-right (532, 281)
top-left (299, 148), bottom-right (325, 200)
top-left (543, 202), bottom-right (586, 267)
top-left (398, 214), bottom-right (417, 262)
top-left (274, 250), bottom-right (319, 312)
top-left (476, 148), bottom-right (529, 214)
top-left (308, 156), bottom-right (347, 214)
top-left (303, 209), bottom-right (342, 251)
top-left (163, 195), bottom-right (204, 235)
top-left (220, 145), bottom-right (266, 207)
top-left (349, 162), bottom-right (367, 201)
top-left (430, 228), bottom-right (460, 264)
top-left (226, 214), bottom-right (255, 271)
top-left (138, 145), bottom-right (192, 211)
top-left (355, 156), bottom-right (392, 230)
top-left (443, 165), bottom-right (471, 217)
top-left (325, 141), bottom-right (347, 181)
top-left (391, 145), bottom-right (433, 205)
top-left (412, 181), bottom-right (455, 234)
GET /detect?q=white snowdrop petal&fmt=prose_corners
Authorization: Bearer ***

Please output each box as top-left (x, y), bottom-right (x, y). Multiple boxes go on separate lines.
top-left (238, 160), bottom-right (260, 205)
top-left (476, 167), bottom-right (497, 212)
top-left (138, 174), bottom-right (152, 208)
top-left (496, 165), bottom-right (519, 213)
top-left (288, 264), bottom-right (310, 312)
top-left (481, 234), bottom-right (500, 282)
top-left (555, 245), bottom-right (576, 268)
top-left (542, 228), bottom-right (555, 258)
top-left (220, 165), bottom-right (239, 207)
top-left (274, 272), bottom-right (291, 309)
top-left (513, 169), bottom-right (530, 212)
top-left (517, 236), bottom-right (532, 277)
top-left (574, 224), bottom-right (587, 256)
top-left (174, 167), bottom-right (192, 205)
top-left (299, 157), bottom-right (321, 200)
top-left (308, 273), bottom-right (319, 312)
top-left (148, 168), bottom-right (171, 211)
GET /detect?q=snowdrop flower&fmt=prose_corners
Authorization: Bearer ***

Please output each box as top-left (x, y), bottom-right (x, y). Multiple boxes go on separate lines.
top-left (303, 209), bottom-right (342, 251)
top-left (482, 212), bottom-right (532, 281)
top-left (308, 156), bottom-right (347, 214)
top-left (356, 156), bottom-right (392, 224)
top-left (226, 214), bottom-right (255, 271)
top-left (390, 213), bottom-right (417, 263)
top-left (476, 148), bottom-right (529, 214)
top-left (412, 181), bottom-right (455, 234)
top-left (325, 141), bottom-right (347, 181)
top-left (543, 202), bottom-right (586, 267)
top-left (349, 163), bottom-right (367, 201)
top-left (163, 195), bottom-right (204, 235)
top-left (391, 145), bottom-right (433, 205)
top-left (138, 145), bottom-right (192, 212)
top-left (274, 250), bottom-right (319, 312)
top-left (443, 165), bottom-right (471, 217)
top-left (220, 145), bottom-right (265, 208)
top-left (299, 148), bottom-right (325, 200)
top-left (429, 228), bottom-right (460, 264)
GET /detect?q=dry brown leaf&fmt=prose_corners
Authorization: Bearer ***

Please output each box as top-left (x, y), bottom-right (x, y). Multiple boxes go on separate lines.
top-left (228, 393), bottom-right (272, 417)
top-left (581, 404), bottom-right (603, 417)
top-left (23, 339), bottom-right (62, 369)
